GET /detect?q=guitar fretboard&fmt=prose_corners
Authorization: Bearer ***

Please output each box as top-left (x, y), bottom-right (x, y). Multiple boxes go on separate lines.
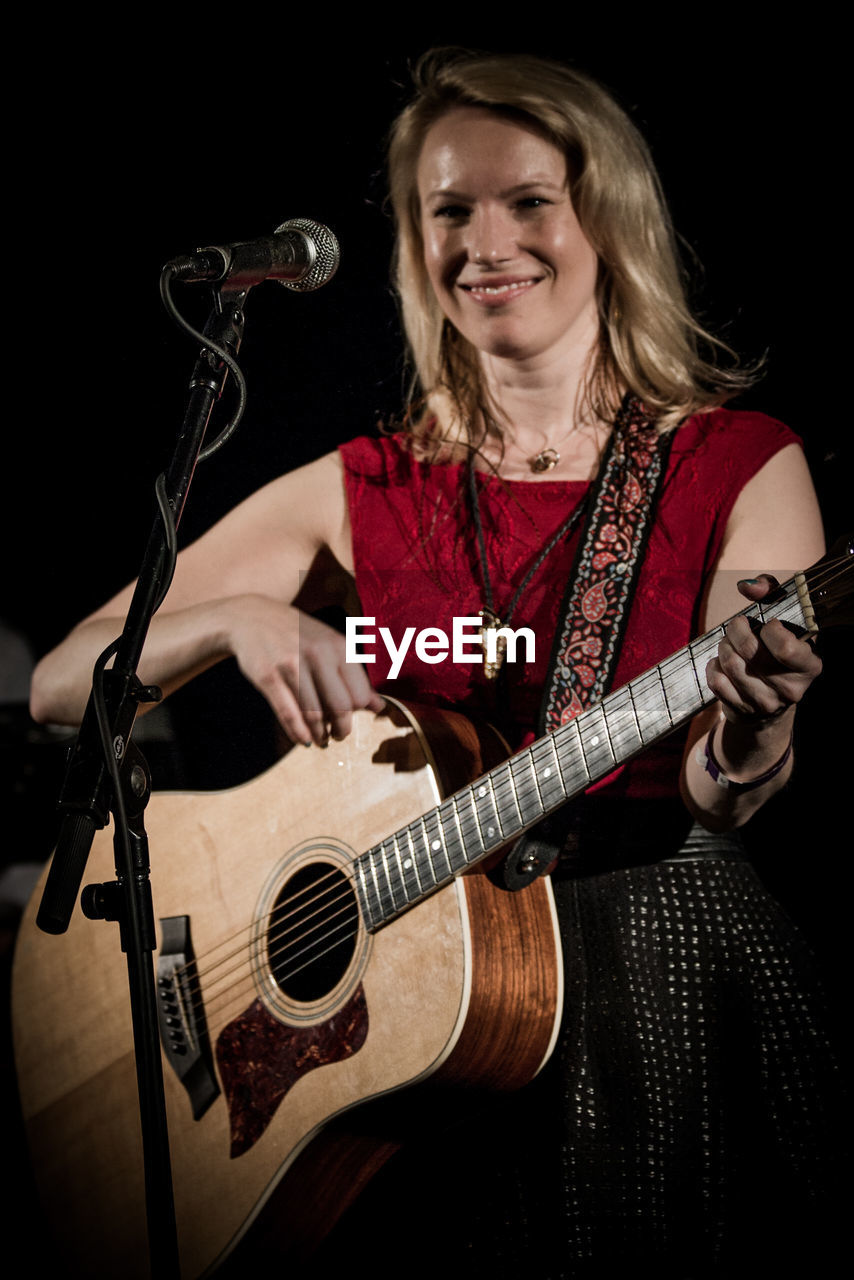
top-left (353, 573), bottom-right (812, 932)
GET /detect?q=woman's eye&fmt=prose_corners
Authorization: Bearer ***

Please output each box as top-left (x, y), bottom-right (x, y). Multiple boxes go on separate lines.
top-left (516, 196), bottom-right (550, 210)
top-left (433, 204), bottom-right (469, 219)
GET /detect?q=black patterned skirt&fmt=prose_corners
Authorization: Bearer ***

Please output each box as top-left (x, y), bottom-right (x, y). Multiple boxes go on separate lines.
top-left (314, 809), bottom-right (847, 1278)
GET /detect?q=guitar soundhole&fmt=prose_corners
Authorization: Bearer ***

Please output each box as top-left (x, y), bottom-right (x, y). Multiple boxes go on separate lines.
top-left (266, 861), bottom-right (359, 1003)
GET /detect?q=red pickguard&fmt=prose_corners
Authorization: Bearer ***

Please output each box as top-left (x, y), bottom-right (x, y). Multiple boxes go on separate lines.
top-left (216, 986), bottom-right (369, 1157)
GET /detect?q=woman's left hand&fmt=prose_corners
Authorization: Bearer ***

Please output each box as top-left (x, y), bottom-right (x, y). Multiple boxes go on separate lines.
top-left (683, 444), bottom-right (825, 827)
top-left (705, 574), bottom-right (823, 725)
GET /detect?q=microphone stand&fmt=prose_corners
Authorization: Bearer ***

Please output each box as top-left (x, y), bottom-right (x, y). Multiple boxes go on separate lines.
top-left (36, 280), bottom-right (248, 1280)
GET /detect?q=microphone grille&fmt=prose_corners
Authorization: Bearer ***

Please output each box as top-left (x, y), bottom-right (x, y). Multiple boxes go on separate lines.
top-left (275, 218), bottom-right (340, 292)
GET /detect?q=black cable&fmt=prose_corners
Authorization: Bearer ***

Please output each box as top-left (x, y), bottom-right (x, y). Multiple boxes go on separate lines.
top-left (152, 471), bottom-right (178, 614)
top-left (159, 264), bottom-right (248, 460)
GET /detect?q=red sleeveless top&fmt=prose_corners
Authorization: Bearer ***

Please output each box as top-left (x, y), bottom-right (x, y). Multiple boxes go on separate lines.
top-left (339, 409), bottom-right (799, 799)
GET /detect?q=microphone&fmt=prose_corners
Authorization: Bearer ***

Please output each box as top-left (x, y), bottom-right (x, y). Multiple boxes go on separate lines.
top-left (166, 218), bottom-right (340, 292)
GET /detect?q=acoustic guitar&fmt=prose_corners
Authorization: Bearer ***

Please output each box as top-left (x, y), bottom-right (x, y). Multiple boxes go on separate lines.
top-left (12, 545), bottom-right (851, 1277)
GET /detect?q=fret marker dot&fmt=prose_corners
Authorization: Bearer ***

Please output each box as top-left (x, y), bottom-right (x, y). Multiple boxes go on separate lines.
top-left (487, 826), bottom-right (496, 838)
top-left (431, 839), bottom-right (441, 851)
top-left (478, 786), bottom-right (487, 798)
top-left (590, 735), bottom-right (600, 746)
top-left (543, 767), bottom-right (552, 778)
top-left (403, 858), bottom-right (412, 869)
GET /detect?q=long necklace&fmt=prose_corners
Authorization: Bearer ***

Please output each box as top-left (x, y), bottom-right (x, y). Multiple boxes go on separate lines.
top-left (467, 458), bottom-right (589, 679)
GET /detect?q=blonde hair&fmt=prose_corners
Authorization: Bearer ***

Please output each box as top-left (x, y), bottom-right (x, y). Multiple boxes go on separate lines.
top-left (387, 47), bottom-right (756, 443)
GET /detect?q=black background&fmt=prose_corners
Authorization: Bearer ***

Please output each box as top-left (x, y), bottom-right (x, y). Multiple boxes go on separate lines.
top-left (1, 21), bottom-right (850, 1259)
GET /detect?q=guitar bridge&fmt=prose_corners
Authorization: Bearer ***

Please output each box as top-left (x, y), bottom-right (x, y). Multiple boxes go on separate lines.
top-left (157, 915), bottom-right (220, 1120)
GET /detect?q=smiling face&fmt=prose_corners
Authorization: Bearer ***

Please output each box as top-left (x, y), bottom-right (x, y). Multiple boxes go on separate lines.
top-left (416, 106), bottom-right (601, 369)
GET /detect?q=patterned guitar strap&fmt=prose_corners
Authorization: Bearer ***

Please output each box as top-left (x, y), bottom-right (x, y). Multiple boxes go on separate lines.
top-left (499, 394), bottom-right (675, 889)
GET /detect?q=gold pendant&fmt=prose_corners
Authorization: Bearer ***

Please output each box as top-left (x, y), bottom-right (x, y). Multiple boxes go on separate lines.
top-left (530, 447), bottom-right (560, 473)
top-left (478, 608), bottom-right (507, 680)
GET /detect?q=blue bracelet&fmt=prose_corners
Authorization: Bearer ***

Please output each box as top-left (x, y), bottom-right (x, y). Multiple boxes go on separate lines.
top-left (701, 721), bottom-right (793, 793)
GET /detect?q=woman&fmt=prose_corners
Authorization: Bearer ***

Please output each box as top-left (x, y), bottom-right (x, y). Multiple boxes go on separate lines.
top-left (30, 48), bottom-right (838, 1276)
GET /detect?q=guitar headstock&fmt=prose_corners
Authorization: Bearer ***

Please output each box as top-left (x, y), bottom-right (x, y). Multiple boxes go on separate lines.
top-left (807, 534), bottom-right (854, 631)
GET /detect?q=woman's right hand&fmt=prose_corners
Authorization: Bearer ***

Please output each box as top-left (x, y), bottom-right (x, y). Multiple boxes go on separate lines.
top-left (30, 595), bottom-right (384, 746)
top-left (29, 451), bottom-right (371, 740)
top-left (225, 595), bottom-right (384, 747)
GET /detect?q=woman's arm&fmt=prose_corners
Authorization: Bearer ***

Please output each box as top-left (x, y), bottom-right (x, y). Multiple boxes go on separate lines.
top-left (29, 451), bottom-right (383, 744)
top-left (680, 442), bottom-right (825, 831)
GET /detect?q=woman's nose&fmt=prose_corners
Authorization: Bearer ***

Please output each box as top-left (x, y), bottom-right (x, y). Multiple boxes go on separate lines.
top-left (469, 205), bottom-right (516, 264)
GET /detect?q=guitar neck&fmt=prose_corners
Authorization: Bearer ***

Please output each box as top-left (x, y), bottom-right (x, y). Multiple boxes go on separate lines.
top-left (354, 571), bottom-right (815, 932)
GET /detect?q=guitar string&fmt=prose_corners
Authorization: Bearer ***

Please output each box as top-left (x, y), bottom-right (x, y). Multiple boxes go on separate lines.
top-left (179, 884), bottom-right (364, 1020)
top-left (161, 554), bottom-right (851, 1026)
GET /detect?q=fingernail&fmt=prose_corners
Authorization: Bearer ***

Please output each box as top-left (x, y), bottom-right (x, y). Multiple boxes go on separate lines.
top-left (737, 578), bottom-right (760, 586)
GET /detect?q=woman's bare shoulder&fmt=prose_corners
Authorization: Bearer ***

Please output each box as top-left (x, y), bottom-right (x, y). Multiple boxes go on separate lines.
top-left (87, 450), bottom-right (352, 622)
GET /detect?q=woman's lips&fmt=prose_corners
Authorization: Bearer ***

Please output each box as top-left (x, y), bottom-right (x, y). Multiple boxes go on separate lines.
top-left (457, 276), bottom-right (542, 306)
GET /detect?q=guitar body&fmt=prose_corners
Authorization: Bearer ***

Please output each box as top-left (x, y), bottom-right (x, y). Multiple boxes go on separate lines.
top-left (12, 699), bottom-right (563, 1278)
